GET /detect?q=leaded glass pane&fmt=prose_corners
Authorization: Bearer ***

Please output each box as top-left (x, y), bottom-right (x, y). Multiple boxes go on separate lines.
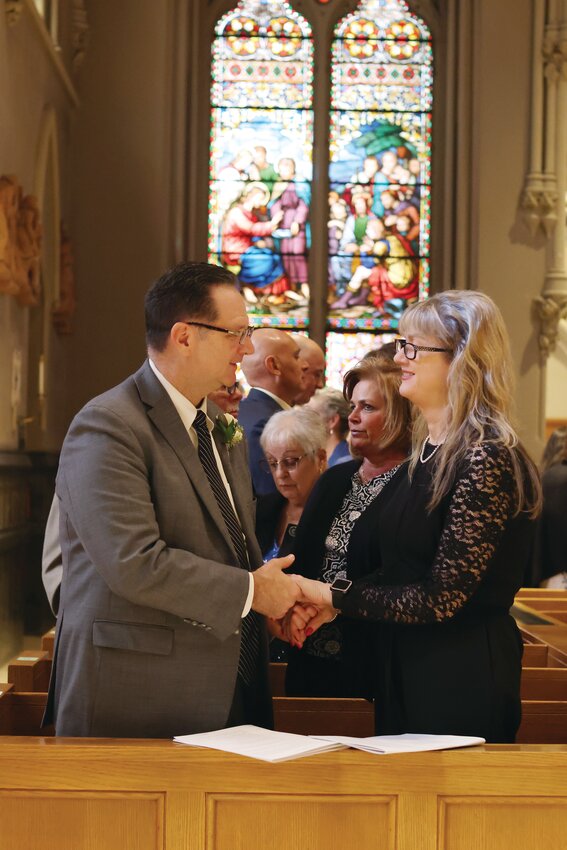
top-left (325, 331), bottom-right (397, 389)
top-left (209, 1), bottom-right (314, 330)
top-left (328, 0), bottom-right (432, 333)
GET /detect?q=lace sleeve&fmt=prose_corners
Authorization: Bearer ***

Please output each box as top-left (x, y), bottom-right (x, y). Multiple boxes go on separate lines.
top-left (338, 444), bottom-right (516, 624)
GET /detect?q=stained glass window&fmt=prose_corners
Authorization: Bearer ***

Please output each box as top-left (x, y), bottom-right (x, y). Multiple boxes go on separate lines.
top-left (325, 330), bottom-right (396, 389)
top-left (209, 0), bottom-right (314, 330)
top-left (327, 0), bottom-right (432, 332)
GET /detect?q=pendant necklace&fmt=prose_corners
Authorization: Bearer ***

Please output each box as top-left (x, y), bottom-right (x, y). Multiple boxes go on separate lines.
top-left (420, 436), bottom-right (443, 463)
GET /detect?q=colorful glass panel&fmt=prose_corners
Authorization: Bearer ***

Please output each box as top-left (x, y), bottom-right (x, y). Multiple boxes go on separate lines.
top-left (325, 331), bottom-right (397, 389)
top-left (209, 1), bottom-right (314, 330)
top-left (327, 0), bottom-right (432, 333)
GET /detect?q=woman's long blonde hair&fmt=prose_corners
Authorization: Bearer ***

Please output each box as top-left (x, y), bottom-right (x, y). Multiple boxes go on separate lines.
top-left (399, 290), bottom-right (542, 517)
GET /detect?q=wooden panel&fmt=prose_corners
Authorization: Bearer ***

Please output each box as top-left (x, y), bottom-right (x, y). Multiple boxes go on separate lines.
top-left (207, 794), bottom-right (396, 850)
top-left (8, 692), bottom-right (53, 736)
top-left (0, 791), bottom-right (164, 850)
top-left (519, 600), bottom-right (567, 611)
top-left (439, 796), bottom-right (567, 850)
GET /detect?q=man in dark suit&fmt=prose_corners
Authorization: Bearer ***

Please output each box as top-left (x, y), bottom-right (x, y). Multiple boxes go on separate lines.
top-left (45, 262), bottom-right (301, 738)
top-left (239, 329), bottom-right (307, 495)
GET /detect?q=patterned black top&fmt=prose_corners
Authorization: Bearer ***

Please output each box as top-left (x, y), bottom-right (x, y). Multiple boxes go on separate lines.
top-left (306, 464), bottom-right (400, 660)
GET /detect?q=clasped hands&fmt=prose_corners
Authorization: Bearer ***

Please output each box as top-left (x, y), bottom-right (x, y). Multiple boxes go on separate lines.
top-left (252, 554), bottom-right (338, 647)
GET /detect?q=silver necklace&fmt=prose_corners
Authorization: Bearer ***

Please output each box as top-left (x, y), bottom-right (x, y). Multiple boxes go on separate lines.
top-left (419, 436), bottom-right (443, 463)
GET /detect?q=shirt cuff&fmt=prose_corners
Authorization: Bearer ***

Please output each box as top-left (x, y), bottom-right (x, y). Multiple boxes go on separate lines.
top-left (242, 572), bottom-right (254, 617)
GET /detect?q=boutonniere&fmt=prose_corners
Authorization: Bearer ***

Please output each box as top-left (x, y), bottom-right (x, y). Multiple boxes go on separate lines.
top-left (215, 413), bottom-right (244, 450)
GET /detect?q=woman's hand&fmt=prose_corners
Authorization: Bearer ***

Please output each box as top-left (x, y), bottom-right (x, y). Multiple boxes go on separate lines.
top-left (282, 603), bottom-right (319, 646)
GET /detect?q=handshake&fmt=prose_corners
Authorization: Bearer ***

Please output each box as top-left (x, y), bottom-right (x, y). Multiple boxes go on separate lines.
top-left (252, 554), bottom-right (337, 646)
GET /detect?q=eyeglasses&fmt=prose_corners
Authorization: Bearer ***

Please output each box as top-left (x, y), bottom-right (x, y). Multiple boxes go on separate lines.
top-left (395, 338), bottom-right (452, 360)
top-left (184, 321), bottom-right (255, 346)
top-left (260, 454), bottom-right (309, 473)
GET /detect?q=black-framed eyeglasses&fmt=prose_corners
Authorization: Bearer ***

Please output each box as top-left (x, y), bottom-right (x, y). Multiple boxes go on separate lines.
top-left (259, 454), bottom-right (309, 473)
top-left (395, 338), bottom-right (452, 360)
top-left (184, 321), bottom-right (255, 346)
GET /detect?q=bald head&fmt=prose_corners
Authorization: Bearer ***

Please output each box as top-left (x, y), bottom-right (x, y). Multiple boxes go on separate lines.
top-left (242, 328), bottom-right (306, 405)
top-left (293, 335), bottom-right (326, 404)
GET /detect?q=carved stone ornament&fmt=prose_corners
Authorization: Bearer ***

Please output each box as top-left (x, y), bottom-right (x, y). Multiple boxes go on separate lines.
top-left (52, 223), bottom-right (76, 335)
top-left (71, 0), bottom-right (90, 72)
top-left (15, 194), bottom-right (42, 307)
top-left (520, 180), bottom-right (558, 237)
top-left (533, 291), bottom-right (567, 361)
top-left (0, 174), bottom-right (43, 306)
top-left (543, 32), bottom-right (567, 82)
top-left (5, 0), bottom-right (23, 26)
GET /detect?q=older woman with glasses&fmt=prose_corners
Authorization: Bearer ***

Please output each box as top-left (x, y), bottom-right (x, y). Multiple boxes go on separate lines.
top-left (290, 291), bottom-right (542, 742)
top-left (284, 350), bottom-right (411, 698)
top-left (256, 406), bottom-right (327, 564)
top-left (255, 406), bottom-right (327, 662)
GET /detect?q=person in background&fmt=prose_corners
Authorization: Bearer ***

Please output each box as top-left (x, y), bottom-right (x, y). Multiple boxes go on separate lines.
top-left (254, 406), bottom-right (327, 661)
top-left (290, 290), bottom-right (542, 743)
top-left (240, 329), bottom-right (307, 495)
top-left (530, 427), bottom-right (567, 587)
top-left (293, 335), bottom-right (326, 405)
top-left (308, 387), bottom-right (352, 466)
top-left (285, 351), bottom-right (411, 697)
top-left (208, 382), bottom-right (244, 419)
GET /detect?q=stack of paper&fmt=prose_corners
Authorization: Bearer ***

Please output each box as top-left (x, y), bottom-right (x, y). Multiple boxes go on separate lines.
top-left (310, 733), bottom-right (485, 754)
top-left (174, 725), bottom-right (485, 763)
top-left (174, 725), bottom-right (346, 762)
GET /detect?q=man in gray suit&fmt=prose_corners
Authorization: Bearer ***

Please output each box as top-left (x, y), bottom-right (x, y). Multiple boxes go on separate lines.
top-left (45, 262), bottom-right (300, 738)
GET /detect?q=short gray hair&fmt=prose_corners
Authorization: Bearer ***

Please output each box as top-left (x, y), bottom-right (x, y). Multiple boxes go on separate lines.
top-left (309, 388), bottom-right (350, 438)
top-left (260, 406), bottom-right (327, 456)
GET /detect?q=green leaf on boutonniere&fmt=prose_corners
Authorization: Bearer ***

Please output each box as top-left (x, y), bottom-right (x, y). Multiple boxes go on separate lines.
top-left (215, 414), bottom-right (244, 450)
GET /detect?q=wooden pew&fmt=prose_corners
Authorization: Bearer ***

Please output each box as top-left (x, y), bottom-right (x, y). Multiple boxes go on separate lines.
top-left (273, 696), bottom-right (375, 736)
top-left (7, 650), bottom-right (51, 693)
top-left (521, 667), bottom-right (567, 700)
top-left (517, 701), bottom-right (567, 743)
top-left (41, 628), bottom-right (56, 659)
top-left (0, 684), bottom-right (54, 736)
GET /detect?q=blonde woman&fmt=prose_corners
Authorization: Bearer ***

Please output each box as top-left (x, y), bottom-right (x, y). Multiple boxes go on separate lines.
top-left (292, 290), bottom-right (541, 742)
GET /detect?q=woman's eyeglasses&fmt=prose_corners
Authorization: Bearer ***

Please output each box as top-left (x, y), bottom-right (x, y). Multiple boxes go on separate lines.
top-left (260, 454), bottom-right (309, 473)
top-left (395, 338), bottom-right (452, 360)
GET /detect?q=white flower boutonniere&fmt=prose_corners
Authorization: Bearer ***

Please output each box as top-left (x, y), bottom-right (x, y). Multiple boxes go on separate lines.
top-left (215, 413), bottom-right (244, 450)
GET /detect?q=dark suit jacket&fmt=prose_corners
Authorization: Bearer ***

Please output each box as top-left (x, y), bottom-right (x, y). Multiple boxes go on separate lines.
top-left (46, 360), bottom-right (269, 738)
top-left (239, 388), bottom-right (283, 496)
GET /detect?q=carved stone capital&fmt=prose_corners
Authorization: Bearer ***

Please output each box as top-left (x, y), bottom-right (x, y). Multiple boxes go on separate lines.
top-left (533, 291), bottom-right (567, 361)
top-left (543, 32), bottom-right (567, 81)
top-left (5, 0), bottom-right (23, 26)
top-left (519, 176), bottom-right (558, 237)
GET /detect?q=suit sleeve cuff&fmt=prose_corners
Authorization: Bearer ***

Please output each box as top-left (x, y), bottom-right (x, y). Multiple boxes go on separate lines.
top-left (242, 572), bottom-right (254, 617)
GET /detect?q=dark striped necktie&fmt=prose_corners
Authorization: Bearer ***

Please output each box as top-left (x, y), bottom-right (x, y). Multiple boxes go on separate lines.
top-left (193, 410), bottom-right (259, 684)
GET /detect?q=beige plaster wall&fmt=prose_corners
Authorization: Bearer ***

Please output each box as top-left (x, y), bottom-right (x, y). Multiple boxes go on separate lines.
top-left (471, 0), bottom-right (547, 459)
top-left (64, 0), bottom-right (174, 421)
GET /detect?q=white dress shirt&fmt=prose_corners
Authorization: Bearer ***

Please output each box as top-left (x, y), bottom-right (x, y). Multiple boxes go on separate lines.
top-left (149, 359), bottom-right (254, 616)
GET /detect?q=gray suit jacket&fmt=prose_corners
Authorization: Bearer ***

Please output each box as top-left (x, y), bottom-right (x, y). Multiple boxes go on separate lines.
top-left (46, 360), bottom-right (267, 737)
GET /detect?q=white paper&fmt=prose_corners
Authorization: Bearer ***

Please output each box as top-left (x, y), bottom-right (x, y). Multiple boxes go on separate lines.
top-left (310, 732), bottom-right (485, 754)
top-left (174, 724), bottom-right (347, 763)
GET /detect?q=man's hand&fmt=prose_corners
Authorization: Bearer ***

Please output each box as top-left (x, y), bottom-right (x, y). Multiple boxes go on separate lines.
top-left (252, 554), bottom-right (301, 619)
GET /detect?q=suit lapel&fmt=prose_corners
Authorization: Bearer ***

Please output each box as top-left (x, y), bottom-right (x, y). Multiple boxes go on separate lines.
top-left (134, 362), bottom-right (237, 559)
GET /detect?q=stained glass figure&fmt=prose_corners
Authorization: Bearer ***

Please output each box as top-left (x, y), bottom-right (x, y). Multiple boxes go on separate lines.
top-left (325, 331), bottom-right (397, 389)
top-left (209, 1), bottom-right (314, 329)
top-left (328, 0), bottom-right (432, 332)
